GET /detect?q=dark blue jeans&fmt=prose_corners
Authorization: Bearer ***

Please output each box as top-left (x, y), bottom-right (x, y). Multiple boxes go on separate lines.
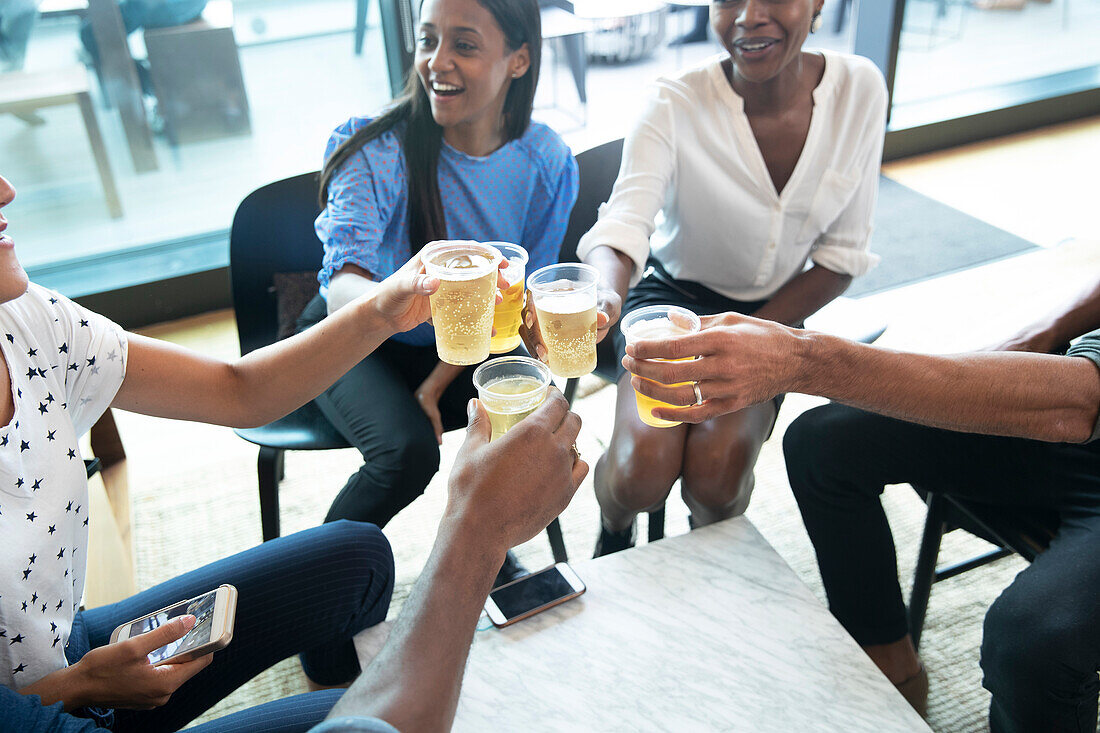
top-left (786, 403), bottom-right (1100, 733)
top-left (65, 520), bottom-right (393, 732)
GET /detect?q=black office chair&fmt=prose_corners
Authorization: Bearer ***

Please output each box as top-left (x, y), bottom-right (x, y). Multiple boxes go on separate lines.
top-left (230, 172), bottom-right (575, 559)
top-left (229, 171), bottom-right (352, 543)
top-left (907, 490), bottom-right (1059, 650)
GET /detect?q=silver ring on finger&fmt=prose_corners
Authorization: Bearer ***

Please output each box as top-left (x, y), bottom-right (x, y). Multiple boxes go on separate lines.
top-left (693, 381), bottom-right (704, 406)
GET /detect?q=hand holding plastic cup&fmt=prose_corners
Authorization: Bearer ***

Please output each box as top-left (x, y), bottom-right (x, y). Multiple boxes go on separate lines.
top-left (472, 356), bottom-right (552, 441)
top-left (527, 263), bottom-right (599, 378)
top-left (422, 241), bottom-right (502, 366)
top-left (487, 243), bottom-right (529, 354)
top-left (620, 305), bottom-right (701, 428)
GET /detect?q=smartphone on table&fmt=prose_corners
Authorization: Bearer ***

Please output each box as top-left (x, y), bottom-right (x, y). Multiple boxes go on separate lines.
top-left (484, 563), bottom-right (585, 628)
top-left (109, 584), bottom-right (237, 664)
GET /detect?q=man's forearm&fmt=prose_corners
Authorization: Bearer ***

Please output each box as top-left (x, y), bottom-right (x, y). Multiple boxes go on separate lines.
top-left (793, 331), bottom-right (1100, 443)
top-left (326, 519), bottom-right (505, 732)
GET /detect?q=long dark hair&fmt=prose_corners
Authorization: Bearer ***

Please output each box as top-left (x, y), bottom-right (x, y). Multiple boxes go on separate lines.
top-left (318, 0), bottom-right (542, 252)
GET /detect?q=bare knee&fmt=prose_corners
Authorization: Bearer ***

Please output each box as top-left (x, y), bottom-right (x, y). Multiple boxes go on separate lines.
top-left (681, 434), bottom-right (758, 518)
top-left (601, 431), bottom-right (684, 513)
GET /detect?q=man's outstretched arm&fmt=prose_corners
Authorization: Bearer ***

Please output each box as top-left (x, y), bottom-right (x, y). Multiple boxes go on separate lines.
top-left (316, 390), bottom-right (587, 733)
top-left (623, 314), bottom-right (1100, 444)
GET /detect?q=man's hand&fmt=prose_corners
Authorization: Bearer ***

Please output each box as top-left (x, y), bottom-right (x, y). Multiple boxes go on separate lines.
top-left (446, 388), bottom-right (587, 552)
top-left (69, 616), bottom-right (211, 710)
top-left (621, 312), bottom-right (803, 424)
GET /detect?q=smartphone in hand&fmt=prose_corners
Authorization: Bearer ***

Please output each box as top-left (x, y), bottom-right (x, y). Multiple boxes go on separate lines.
top-left (109, 584), bottom-right (237, 665)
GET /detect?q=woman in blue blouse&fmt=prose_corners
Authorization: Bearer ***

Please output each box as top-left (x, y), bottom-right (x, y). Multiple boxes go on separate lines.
top-left (300, 0), bottom-right (578, 583)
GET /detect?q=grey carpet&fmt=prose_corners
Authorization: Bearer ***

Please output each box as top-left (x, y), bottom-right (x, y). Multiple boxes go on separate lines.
top-left (845, 177), bottom-right (1039, 298)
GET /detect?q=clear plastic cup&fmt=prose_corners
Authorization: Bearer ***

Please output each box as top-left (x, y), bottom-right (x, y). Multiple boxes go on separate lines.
top-left (472, 356), bottom-right (552, 441)
top-left (527, 263), bottom-right (599, 378)
top-left (422, 241), bottom-right (502, 366)
top-left (486, 243), bottom-right (529, 354)
top-left (620, 304), bottom-right (701, 428)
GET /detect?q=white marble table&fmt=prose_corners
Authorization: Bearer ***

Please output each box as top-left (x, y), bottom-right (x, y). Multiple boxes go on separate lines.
top-left (451, 518), bottom-right (928, 732)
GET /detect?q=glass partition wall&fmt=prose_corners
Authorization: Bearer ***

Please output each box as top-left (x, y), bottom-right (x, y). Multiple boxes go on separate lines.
top-left (2, 0), bottom-right (1091, 319)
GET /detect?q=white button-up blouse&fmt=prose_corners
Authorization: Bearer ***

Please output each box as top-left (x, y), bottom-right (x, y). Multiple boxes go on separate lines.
top-left (577, 50), bottom-right (888, 302)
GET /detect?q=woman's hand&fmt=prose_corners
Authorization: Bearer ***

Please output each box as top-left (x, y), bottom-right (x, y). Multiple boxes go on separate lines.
top-left (519, 282), bottom-right (623, 364)
top-left (595, 286), bottom-right (622, 344)
top-left (369, 249), bottom-right (440, 335)
top-left (69, 615), bottom-right (211, 710)
top-left (371, 245), bottom-right (510, 336)
top-left (415, 380), bottom-right (446, 444)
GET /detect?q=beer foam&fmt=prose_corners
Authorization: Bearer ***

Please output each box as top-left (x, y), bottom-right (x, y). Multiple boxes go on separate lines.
top-left (625, 316), bottom-right (694, 341)
top-left (535, 291), bottom-right (593, 315)
top-left (426, 248), bottom-right (497, 280)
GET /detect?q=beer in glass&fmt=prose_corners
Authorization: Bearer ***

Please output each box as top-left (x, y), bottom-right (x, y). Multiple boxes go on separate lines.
top-left (527, 263), bottom-right (599, 378)
top-left (487, 243), bottom-right (528, 354)
top-left (472, 356), bottom-right (552, 441)
top-left (423, 241), bottom-right (502, 366)
top-left (620, 305), bottom-right (701, 428)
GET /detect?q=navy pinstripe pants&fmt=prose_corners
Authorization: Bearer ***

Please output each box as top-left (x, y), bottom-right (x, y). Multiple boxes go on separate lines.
top-left (66, 520), bottom-right (394, 732)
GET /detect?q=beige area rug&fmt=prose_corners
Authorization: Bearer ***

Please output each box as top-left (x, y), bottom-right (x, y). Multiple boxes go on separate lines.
top-left (116, 239), bottom-right (1100, 732)
top-left (117, 377), bottom-right (1021, 733)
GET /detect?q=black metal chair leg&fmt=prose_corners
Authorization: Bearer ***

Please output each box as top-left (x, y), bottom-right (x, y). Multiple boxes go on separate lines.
top-left (563, 376), bottom-right (579, 405)
top-left (546, 518), bottom-right (568, 563)
top-left (647, 506), bottom-right (666, 542)
top-left (909, 492), bottom-right (947, 651)
top-left (258, 446), bottom-right (284, 542)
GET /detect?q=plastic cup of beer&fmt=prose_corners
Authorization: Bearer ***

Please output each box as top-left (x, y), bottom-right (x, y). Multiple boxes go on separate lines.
top-left (472, 356), bottom-right (552, 441)
top-left (422, 241), bottom-right (502, 366)
top-left (527, 263), bottom-right (599, 378)
top-left (487, 243), bottom-right (528, 354)
top-left (620, 304), bottom-right (701, 428)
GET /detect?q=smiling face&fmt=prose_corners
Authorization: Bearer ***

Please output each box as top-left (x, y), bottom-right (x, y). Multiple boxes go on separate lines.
top-left (0, 176), bottom-right (30, 305)
top-left (415, 0), bottom-right (530, 154)
top-left (711, 0), bottom-right (822, 85)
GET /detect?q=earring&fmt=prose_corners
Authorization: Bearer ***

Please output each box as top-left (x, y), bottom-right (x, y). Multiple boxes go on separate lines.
top-left (810, 11), bottom-right (823, 33)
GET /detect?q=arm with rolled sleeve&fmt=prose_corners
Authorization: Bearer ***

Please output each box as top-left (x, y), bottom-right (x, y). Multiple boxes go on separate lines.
top-left (523, 146), bottom-right (580, 272)
top-left (575, 91), bottom-right (676, 286)
top-left (316, 124), bottom-right (403, 293)
top-left (809, 72), bottom-right (888, 279)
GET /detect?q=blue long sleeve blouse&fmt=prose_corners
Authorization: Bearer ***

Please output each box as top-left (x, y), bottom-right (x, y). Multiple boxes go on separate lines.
top-left (315, 117), bottom-right (580, 346)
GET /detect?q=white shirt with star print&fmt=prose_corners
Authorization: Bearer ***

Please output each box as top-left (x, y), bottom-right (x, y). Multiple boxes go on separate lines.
top-left (0, 284), bottom-right (127, 689)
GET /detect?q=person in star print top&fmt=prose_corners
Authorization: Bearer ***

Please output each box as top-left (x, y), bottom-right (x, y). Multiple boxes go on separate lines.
top-left (304, 0), bottom-right (578, 590)
top-left (0, 169), bottom-right (583, 732)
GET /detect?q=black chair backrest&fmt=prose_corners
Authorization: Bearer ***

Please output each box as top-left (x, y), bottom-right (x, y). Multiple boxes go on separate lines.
top-left (229, 171), bottom-right (324, 356)
top-left (558, 137), bottom-right (624, 263)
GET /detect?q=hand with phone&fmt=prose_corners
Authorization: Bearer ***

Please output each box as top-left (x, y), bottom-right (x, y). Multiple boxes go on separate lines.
top-left (19, 615), bottom-right (212, 712)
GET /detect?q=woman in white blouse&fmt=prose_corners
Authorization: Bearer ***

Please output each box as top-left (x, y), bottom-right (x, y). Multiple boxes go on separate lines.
top-left (574, 0), bottom-right (887, 555)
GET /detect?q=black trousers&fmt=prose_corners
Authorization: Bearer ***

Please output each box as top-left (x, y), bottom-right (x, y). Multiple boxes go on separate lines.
top-left (298, 295), bottom-right (477, 527)
top-left (785, 403), bottom-right (1100, 732)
